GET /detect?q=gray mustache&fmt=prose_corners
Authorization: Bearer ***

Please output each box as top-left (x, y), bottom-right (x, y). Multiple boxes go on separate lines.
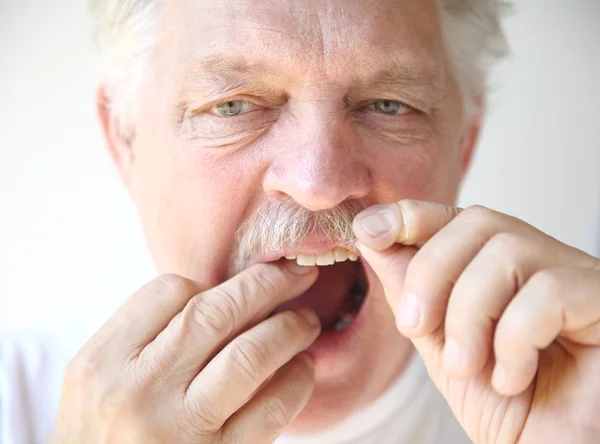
top-left (235, 200), bottom-right (367, 271)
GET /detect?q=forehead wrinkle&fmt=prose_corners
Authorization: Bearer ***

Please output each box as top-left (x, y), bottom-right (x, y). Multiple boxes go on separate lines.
top-left (172, 0), bottom-right (448, 103)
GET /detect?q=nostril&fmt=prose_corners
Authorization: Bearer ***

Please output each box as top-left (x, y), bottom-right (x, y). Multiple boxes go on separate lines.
top-left (264, 187), bottom-right (290, 201)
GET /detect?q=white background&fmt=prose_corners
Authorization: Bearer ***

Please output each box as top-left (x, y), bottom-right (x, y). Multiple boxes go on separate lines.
top-left (1, 0), bottom-right (599, 335)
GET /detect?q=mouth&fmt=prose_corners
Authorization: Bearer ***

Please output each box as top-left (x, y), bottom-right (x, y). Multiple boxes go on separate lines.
top-left (269, 246), bottom-right (369, 333)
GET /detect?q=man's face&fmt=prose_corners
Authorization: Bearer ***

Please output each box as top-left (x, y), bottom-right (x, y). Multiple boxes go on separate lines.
top-left (117, 0), bottom-right (473, 432)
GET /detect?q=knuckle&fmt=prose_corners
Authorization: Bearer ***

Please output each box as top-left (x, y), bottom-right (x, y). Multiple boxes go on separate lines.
top-left (487, 232), bottom-right (524, 257)
top-left (486, 233), bottom-right (531, 286)
top-left (64, 352), bottom-right (97, 386)
top-left (397, 199), bottom-right (421, 221)
top-left (258, 358), bottom-right (314, 430)
top-left (185, 291), bottom-right (239, 337)
top-left (529, 269), bottom-right (563, 298)
top-left (217, 431), bottom-right (239, 444)
top-left (64, 345), bottom-right (112, 388)
top-left (185, 390), bottom-right (224, 433)
top-left (461, 205), bottom-right (494, 224)
top-left (243, 265), bottom-right (285, 299)
top-left (289, 355), bottom-right (316, 384)
top-left (276, 311), bottom-right (307, 337)
top-left (228, 335), bottom-right (269, 383)
top-left (154, 273), bottom-right (197, 298)
top-left (263, 393), bottom-right (293, 429)
top-left (397, 201), bottom-right (428, 245)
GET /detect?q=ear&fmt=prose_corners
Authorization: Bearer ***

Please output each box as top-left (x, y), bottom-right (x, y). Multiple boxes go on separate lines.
top-left (96, 86), bottom-right (136, 194)
top-left (459, 94), bottom-right (484, 175)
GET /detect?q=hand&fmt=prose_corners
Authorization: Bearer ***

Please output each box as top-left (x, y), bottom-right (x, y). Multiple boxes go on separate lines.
top-left (50, 262), bottom-right (321, 444)
top-left (353, 200), bottom-right (600, 444)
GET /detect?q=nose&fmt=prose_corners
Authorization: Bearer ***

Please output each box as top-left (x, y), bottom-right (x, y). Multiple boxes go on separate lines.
top-left (263, 112), bottom-right (371, 212)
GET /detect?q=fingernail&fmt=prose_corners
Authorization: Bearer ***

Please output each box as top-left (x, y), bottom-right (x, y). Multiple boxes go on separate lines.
top-left (443, 339), bottom-right (465, 374)
top-left (285, 261), bottom-right (316, 276)
top-left (357, 206), bottom-right (394, 238)
top-left (396, 294), bottom-right (421, 329)
top-left (297, 308), bottom-right (321, 328)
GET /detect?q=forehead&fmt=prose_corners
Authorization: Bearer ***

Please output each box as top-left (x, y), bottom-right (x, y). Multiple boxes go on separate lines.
top-left (162, 0), bottom-right (445, 88)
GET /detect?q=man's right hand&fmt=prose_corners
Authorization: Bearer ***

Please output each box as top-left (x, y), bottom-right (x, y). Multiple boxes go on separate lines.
top-left (50, 262), bottom-right (320, 444)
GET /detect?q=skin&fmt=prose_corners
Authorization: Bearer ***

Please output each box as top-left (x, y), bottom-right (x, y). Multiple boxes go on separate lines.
top-left (49, 0), bottom-right (600, 443)
top-left (353, 201), bottom-right (600, 442)
top-left (99, 0), bottom-right (471, 433)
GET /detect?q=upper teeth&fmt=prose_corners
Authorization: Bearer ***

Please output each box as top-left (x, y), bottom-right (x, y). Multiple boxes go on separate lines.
top-left (285, 247), bottom-right (358, 266)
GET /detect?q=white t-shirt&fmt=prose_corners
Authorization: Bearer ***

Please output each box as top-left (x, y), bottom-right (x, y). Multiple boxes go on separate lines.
top-left (0, 332), bottom-right (471, 444)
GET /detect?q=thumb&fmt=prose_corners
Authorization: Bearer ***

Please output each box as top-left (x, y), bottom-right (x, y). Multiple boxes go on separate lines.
top-left (352, 201), bottom-right (456, 395)
top-left (358, 241), bottom-right (449, 394)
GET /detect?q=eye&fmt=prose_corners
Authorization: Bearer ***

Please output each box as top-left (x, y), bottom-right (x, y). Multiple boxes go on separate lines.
top-left (211, 100), bottom-right (259, 117)
top-left (371, 100), bottom-right (410, 116)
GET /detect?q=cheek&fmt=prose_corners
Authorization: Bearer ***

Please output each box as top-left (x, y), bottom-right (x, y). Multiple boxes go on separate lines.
top-left (130, 128), bottom-right (262, 285)
top-left (369, 138), bottom-right (461, 205)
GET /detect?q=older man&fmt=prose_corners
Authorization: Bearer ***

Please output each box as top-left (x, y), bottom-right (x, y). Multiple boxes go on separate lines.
top-left (2, 0), bottom-right (600, 443)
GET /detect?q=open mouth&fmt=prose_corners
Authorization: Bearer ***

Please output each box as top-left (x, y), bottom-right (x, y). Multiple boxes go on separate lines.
top-left (272, 247), bottom-right (369, 332)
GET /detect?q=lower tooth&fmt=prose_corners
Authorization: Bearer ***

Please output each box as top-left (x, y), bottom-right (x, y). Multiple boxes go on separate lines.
top-left (339, 311), bottom-right (357, 323)
top-left (333, 311), bottom-right (357, 332)
top-left (334, 318), bottom-right (353, 332)
top-left (333, 282), bottom-right (366, 332)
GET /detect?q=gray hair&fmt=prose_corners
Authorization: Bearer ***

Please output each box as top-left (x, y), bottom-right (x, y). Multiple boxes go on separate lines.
top-left (89, 0), bottom-right (509, 134)
top-left (234, 199), bottom-right (366, 272)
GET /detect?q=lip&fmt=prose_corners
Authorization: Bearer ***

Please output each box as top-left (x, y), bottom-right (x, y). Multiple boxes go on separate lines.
top-left (253, 236), bottom-right (373, 367)
top-left (254, 237), bottom-right (360, 266)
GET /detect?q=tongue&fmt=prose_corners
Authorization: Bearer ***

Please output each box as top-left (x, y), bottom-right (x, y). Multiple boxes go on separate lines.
top-left (275, 260), bottom-right (359, 328)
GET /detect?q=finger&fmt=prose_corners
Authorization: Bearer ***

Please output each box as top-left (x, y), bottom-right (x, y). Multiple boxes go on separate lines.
top-left (492, 267), bottom-right (600, 396)
top-left (355, 243), bottom-right (418, 314)
top-left (223, 353), bottom-right (315, 443)
top-left (353, 200), bottom-right (462, 251)
top-left (432, 232), bottom-right (592, 379)
top-left (90, 274), bottom-right (205, 359)
top-left (362, 206), bottom-right (536, 339)
top-left (139, 261), bottom-right (318, 382)
top-left (442, 234), bottom-right (555, 378)
top-left (184, 308), bottom-right (320, 430)
top-left (352, 202), bottom-right (471, 338)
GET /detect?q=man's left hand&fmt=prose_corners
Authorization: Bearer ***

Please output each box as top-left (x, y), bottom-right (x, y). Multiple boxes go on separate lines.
top-left (353, 200), bottom-right (600, 444)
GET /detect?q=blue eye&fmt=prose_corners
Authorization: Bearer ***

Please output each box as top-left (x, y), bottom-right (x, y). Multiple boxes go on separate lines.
top-left (216, 101), bottom-right (243, 116)
top-left (372, 100), bottom-right (409, 115)
top-left (213, 100), bottom-right (258, 117)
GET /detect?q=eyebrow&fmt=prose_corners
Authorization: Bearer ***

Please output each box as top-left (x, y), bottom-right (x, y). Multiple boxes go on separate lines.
top-left (201, 55), bottom-right (273, 78)
top-left (184, 55), bottom-right (279, 90)
top-left (354, 54), bottom-right (448, 106)
top-left (185, 52), bottom-right (448, 106)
